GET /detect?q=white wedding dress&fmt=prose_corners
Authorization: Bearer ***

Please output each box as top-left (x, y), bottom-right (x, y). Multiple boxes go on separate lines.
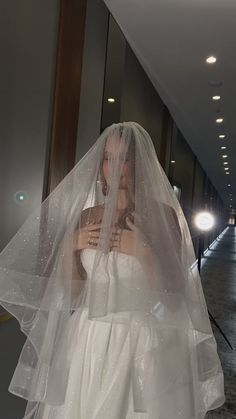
top-left (40, 249), bottom-right (198, 419)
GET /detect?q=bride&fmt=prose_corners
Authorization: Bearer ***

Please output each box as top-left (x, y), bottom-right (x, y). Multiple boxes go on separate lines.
top-left (0, 122), bottom-right (224, 418)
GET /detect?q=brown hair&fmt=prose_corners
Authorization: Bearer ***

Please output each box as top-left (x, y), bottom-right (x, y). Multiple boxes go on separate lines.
top-left (99, 128), bottom-right (135, 201)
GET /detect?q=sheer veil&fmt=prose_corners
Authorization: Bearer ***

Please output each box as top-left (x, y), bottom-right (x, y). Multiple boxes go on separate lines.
top-left (0, 122), bottom-right (224, 418)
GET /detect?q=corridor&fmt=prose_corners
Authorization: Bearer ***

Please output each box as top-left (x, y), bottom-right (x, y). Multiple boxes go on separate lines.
top-left (202, 227), bottom-right (236, 419)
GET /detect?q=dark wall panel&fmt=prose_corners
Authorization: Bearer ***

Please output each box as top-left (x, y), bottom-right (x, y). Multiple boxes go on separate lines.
top-left (101, 16), bottom-right (126, 131)
top-left (192, 162), bottom-right (205, 211)
top-left (120, 44), bottom-right (165, 157)
top-left (172, 129), bottom-right (195, 222)
top-left (76, 0), bottom-right (109, 161)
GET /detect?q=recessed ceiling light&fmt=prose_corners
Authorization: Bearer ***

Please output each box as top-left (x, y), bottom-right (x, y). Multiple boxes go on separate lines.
top-left (223, 162), bottom-right (228, 165)
top-left (222, 155), bottom-right (228, 158)
top-left (224, 167), bottom-right (229, 171)
top-left (107, 98), bottom-right (115, 103)
top-left (226, 172), bottom-right (230, 175)
top-left (206, 56), bottom-right (217, 64)
top-left (228, 184), bottom-right (231, 186)
top-left (212, 95), bottom-right (221, 100)
top-left (221, 146), bottom-right (226, 149)
top-left (216, 118), bottom-right (223, 123)
top-left (219, 134), bottom-right (226, 138)
top-left (171, 160), bottom-right (175, 163)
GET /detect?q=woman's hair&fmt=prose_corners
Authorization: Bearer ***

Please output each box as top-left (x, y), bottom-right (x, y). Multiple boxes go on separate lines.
top-left (98, 126), bottom-right (136, 229)
top-left (99, 127), bottom-right (135, 197)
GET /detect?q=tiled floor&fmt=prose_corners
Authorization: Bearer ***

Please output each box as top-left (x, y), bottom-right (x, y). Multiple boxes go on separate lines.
top-left (201, 227), bottom-right (236, 419)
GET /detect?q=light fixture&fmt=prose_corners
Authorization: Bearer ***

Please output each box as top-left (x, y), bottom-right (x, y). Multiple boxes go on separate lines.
top-left (219, 134), bottom-right (226, 138)
top-left (194, 211), bottom-right (215, 231)
top-left (14, 191), bottom-right (27, 204)
top-left (212, 95), bottom-right (221, 100)
top-left (226, 172), bottom-right (230, 175)
top-left (171, 160), bottom-right (175, 163)
top-left (107, 98), bottom-right (115, 103)
top-left (216, 118), bottom-right (223, 123)
top-left (222, 155), bottom-right (228, 158)
top-left (221, 146), bottom-right (226, 149)
top-left (224, 167), bottom-right (229, 170)
top-left (206, 56), bottom-right (217, 64)
top-left (223, 162), bottom-right (228, 165)
top-left (228, 184), bottom-right (231, 186)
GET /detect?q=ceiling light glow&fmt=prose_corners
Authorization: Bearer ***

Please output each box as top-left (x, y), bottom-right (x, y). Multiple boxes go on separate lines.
top-left (194, 211), bottom-right (215, 231)
top-left (206, 56), bottom-right (217, 64)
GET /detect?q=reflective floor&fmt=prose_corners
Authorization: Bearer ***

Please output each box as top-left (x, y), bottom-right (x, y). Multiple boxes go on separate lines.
top-left (202, 227), bottom-right (236, 419)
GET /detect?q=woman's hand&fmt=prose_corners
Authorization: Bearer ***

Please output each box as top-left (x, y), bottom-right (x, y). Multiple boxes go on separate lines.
top-left (111, 216), bottom-right (158, 289)
top-left (73, 222), bottom-right (119, 251)
top-left (111, 216), bottom-right (150, 258)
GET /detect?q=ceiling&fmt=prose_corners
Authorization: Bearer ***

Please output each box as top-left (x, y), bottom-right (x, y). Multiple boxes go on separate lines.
top-left (103, 0), bottom-right (236, 210)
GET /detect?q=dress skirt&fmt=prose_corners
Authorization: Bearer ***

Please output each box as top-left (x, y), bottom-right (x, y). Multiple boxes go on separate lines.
top-left (41, 307), bottom-right (149, 419)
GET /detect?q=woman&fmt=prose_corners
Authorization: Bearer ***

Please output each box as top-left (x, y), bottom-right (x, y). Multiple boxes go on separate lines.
top-left (0, 122), bottom-right (224, 418)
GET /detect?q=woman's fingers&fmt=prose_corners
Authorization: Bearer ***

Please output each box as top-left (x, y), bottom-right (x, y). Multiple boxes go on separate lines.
top-left (86, 223), bottom-right (102, 231)
top-left (86, 235), bottom-right (119, 247)
top-left (125, 216), bottom-right (137, 231)
top-left (85, 223), bottom-right (121, 233)
top-left (87, 237), bottom-right (100, 245)
top-left (87, 231), bottom-right (100, 238)
top-left (82, 225), bottom-right (120, 236)
top-left (75, 222), bottom-right (125, 251)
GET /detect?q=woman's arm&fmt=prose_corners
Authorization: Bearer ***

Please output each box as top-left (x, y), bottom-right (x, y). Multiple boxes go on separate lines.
top-left (62, 204), bottom-right (105, 281)
top-left (136, 240), bottom-right (159, 289)
top-left (60, 208), bottom-right (90, 282)
top-left (119, 205), bottom-right (183, 290)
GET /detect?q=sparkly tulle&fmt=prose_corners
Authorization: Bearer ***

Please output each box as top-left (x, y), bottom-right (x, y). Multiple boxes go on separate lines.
top-left (0, 122), bottom-right (225, 418)
top-left (40, 250), bottom-right (152, 419)
top-left (38, 249), bottom-right (224, 419)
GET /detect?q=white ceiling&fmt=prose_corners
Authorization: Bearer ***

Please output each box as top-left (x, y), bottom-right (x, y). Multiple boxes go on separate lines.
top-left (103, 0), bottom-right (236, 209)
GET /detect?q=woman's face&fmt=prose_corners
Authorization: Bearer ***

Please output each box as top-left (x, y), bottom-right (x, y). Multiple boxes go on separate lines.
top-left (102, 135), bottom-right (131, 189)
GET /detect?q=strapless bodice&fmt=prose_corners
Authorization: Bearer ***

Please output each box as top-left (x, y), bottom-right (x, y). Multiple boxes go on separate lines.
top-left (80, 248), bottom-right (150, 312)
top-left (80, 248), bottom-right (146, 282)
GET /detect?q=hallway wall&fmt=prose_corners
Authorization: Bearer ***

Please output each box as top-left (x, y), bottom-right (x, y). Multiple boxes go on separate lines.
top-left (0, 2), bottom-right (60, 418)
top-left (0, 0), bottom-right (60, 251)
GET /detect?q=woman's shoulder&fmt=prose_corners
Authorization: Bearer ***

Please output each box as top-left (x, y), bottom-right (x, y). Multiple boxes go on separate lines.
top-left (80, 204), bottom-right (104, 227)
top-left (152, 200), bottom-right (182, 238)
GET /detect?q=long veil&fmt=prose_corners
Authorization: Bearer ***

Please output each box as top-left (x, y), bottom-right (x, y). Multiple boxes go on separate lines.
top-left (0, 122), bottom-right (224, 418)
